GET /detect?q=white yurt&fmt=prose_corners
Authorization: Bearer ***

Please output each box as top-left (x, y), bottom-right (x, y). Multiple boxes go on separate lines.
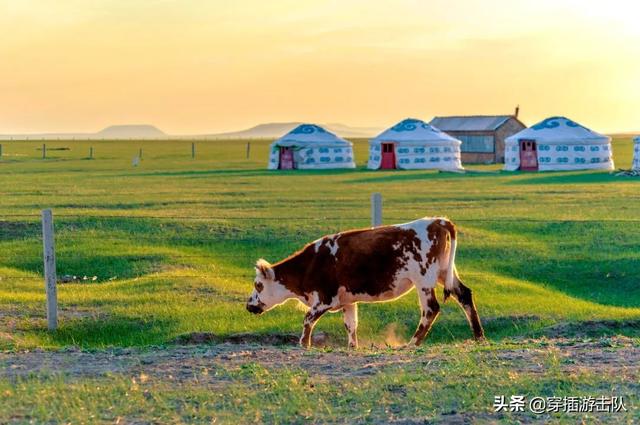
top-left (367, 118), bottom-right (463, 170)
top-left (633, 136), bottom-right (640, 170)
top-left (504, 116), bottom-right (614, 171)
top-left (267, 124), bottom-right (356, 170)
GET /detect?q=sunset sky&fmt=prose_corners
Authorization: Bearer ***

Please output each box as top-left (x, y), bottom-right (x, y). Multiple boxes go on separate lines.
top-left (1, 0), bottom-right (639, 134)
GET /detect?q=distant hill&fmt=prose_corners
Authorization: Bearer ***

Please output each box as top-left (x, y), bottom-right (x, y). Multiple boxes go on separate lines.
top-left (200, 122), bottom-right (382, 139)
top-left (201, 122), bottom-right (302, 139)
top-left (0, 122), bottom-right (382, 140)
top-left (95, 125), bottom-right (166, 139)
top-left (609, 132), bottom-right (639, 138)
top-left (323, 123), bottom-right (384, 138)
top-left (0, 124), bottom-right (167, 140)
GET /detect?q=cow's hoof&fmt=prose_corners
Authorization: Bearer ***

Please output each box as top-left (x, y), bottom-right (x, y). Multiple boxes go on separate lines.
top-left (404, 338), bottom-right (422, 348)
top-left (299, 338), bottom-right (311, 349)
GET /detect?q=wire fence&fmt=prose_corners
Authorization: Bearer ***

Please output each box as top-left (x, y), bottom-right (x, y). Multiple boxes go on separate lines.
top-left (0, 137), bottom-right (369, 171)
top-left (4, 213), bottom-right (640, 222)
top-left (2, 195), bottom-right (639, 329)
top-left (2, 210), bottom-right (639, 280)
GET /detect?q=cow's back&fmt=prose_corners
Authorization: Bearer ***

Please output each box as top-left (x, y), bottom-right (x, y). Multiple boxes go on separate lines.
top-left (278, 218), bottom-right (449, 306)
top-left (331, 226), bottom-right (423, 297)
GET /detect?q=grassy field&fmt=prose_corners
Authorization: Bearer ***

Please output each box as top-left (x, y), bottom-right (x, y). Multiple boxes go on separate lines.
top-left (1, 137), bottom-right (639, 423)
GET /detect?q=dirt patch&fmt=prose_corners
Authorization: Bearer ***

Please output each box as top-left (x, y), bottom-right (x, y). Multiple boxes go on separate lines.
top-left (0, 336), bottom-right (638, 385)
top-left (173, 332), bottom-right (219, 345)
top-left (173, 331), bottom-right (327, 347)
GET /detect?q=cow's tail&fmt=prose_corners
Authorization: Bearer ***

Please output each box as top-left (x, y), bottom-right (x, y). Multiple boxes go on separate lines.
top-left (441, 219), bottom-right (457, 291)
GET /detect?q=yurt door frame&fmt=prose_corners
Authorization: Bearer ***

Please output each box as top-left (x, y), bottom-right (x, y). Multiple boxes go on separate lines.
top-left (380, 143), bottom-right (396, 169)
top-left (279, 147), bottom-right (295, 170)
top-left (519, 139), bottom-right (538, 171)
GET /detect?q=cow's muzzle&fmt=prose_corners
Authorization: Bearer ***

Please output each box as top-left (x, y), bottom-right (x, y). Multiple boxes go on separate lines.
top-left (246, 303), bottom-right (264, 315)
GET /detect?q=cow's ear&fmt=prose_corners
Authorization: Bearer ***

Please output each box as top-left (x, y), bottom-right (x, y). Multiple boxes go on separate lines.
top-left (255, 259), bottom-right (275, 280)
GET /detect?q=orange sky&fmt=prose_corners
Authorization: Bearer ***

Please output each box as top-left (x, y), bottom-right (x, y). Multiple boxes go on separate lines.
top-left (1, 0), bottom-right (638, 134)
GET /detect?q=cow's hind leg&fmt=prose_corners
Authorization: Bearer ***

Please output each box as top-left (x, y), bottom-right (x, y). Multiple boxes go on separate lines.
top-left (444, 270), bottom-right (484, 340)
top-left (300, 306), bottom-right (330, 348)
top-left (342, 304), bottom-right (358, 349)
top-left (409, 287), bottom-right (440, 346)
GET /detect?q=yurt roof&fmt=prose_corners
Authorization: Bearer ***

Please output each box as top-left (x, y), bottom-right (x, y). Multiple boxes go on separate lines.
top-left (371, 118), bottom-right (460, 144)
top-left (634, 135), bottom-right (640, 142)
top-left (506, 116), bottom-right (610, 144)
top-left (272, 124), bottom-right (352, 148)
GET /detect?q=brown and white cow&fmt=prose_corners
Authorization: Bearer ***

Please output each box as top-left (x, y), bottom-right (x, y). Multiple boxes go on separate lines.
top-left (246, 217), bottom-right (484, 348)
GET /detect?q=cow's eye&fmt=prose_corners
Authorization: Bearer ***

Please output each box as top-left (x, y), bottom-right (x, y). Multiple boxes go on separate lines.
top-left (255, 282), bottom-right (264, 292)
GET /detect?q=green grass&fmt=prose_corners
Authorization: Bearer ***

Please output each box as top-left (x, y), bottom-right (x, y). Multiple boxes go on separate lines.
top-left (1, 137), bottom-right (638, 349)
top-left (1, 137), bottom-right (639, 422)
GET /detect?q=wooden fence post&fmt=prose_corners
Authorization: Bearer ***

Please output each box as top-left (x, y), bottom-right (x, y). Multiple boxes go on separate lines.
top-left (371, 193), bottom-right (382, 227)
top-left (42, 144), bottom-right (46, 159)
top-left (89, 147), bottom-right (93, 159)
top-left (192, 142), bottom-right (195, 159)
top-left (41, 209), bottom-right (58, 331)
top-left (246, 142), bottom-right (251, 159)
top-left (0, 144), bottom-right (3, 159)
top-left (139, 148), bottom-right (143, 159)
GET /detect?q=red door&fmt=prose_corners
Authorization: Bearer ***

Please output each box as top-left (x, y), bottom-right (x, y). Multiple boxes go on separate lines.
top-left (519, 140), bottom-right (538, 171)
top-left (380, 143), bottom-right (396, 169)
top-left (279, 147), bottom-right (294, 170)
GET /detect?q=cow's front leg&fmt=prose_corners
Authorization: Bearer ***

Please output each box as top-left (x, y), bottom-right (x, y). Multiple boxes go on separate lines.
top-left (342, 303), bottom-right (358, 349)
top-left (300, 306), bottom-right (329, 348)
top-left (409, 287), bottom-right (440, 346)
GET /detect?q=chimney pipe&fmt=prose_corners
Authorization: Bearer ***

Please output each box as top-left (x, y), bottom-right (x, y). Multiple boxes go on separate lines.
top-left (515, 105), bottom-right (520, 118)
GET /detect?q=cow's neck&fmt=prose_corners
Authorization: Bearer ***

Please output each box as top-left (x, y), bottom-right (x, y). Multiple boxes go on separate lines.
top-left (272, 256), bottom-right (308, 304)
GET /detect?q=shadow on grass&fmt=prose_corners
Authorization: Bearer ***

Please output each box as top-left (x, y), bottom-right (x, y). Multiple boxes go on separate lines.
top-left (41, 314), bottom-right (177, 348)
top-left (18, 199), bottom-right (237, 211)
top-left (116, 169), bottom-right (273, 178)
top-left (505, 171), bottom-right (626, 186)
top-left (432, 316), bottom-right (640, 343)
top-left (464, 244), bottom-right (640, 307)
top-left (534, 318), bottom-right (640, 339)
top-left (348, 170), bottom-right (505, 184)
top-left (1, 216), bottom-right (321, 281)
top-left (1, 158), bottom-right (81, 172)
top-left (116, 168), bottom-right (366, 179)
top-left (461, 220), bottom-right (640, 307)
top-left (2, 251), bottom-right (169, 282)
top-left (0, 221), bottom-right (41, 241)
top-left (367, 311), bottom-right (640, 345)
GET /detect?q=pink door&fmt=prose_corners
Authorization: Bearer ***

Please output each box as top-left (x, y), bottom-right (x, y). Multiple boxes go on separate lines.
top-left (519, 140), bottom-right (538, 171)
top-left (279, 147), bottom-right (294, 170)
top-left (380, 143), bottom-right (396, 169)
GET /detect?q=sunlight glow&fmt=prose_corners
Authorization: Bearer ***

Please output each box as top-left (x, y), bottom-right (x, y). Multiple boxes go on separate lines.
top-left (0, 0), bottom-right (638, 134)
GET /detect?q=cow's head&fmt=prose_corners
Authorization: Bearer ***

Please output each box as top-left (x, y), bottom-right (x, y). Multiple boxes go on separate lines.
top-left (246, 259), bottom-right (289, 315)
